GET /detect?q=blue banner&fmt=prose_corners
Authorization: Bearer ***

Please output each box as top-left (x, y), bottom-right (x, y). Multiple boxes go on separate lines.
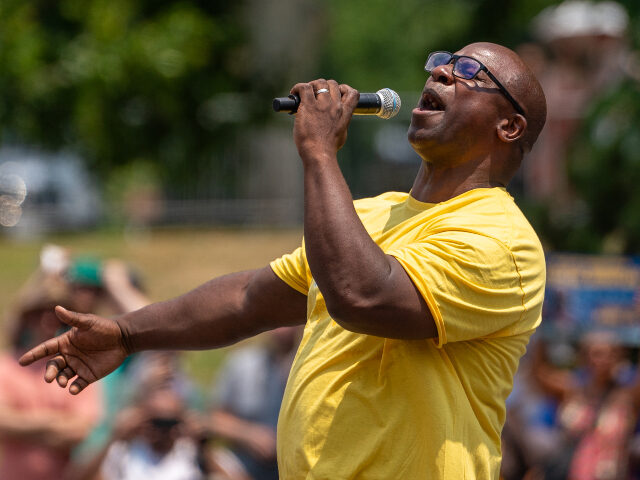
top-left (542, 253), bottom-right (640, 345)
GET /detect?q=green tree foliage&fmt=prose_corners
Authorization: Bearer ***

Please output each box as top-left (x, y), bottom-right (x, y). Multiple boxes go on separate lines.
top-left (1, 0), bottom-right (639, 251)
top-left (320, 0), bottom-right (564, 91)
top-left (321, 0), bottom-right (473, 92)
top-left (561, 1), bottom-right (640, 253)
top-left (0, 0), bottom-right (600, 198)
top-left (565, 79), bottom-right (640, 253)
top-left (0, 0), bottom-right (248, 196)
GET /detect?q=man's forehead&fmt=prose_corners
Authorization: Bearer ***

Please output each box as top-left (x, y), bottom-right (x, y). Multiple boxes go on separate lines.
top-left (455, 44), bottom-right (501, 66)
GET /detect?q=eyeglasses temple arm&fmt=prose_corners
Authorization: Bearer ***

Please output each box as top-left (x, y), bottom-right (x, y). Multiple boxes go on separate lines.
top-left (482, 68), bottom-right (526, 117)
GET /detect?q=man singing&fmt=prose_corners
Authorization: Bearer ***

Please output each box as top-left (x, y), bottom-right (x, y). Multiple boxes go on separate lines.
top-left (21, 42), bottom-right (547, 479)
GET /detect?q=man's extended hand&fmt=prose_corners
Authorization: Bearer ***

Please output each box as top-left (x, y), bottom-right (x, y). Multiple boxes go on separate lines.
top-left (290, 79), bottom-right (359, 161)
top-left (18, 306), bottom-right (128, 395)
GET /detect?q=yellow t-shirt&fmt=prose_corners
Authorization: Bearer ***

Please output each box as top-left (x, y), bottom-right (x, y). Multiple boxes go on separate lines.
top-left (270, 188), bottom-right (545, 480)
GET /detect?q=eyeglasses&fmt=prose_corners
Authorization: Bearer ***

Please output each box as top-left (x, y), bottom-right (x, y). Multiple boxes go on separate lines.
top-left (424, 51), bottom-right (525, 117)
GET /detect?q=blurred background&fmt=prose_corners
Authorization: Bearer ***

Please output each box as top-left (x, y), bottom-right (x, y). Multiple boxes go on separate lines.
top-left (1, 0), bottom-right (640, 479)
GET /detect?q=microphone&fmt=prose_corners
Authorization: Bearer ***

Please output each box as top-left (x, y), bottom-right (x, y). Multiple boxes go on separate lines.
top-left (273, 88), bottom-right (401, 119)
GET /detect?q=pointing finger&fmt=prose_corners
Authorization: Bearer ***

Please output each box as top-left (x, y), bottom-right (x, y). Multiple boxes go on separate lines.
top-left (18, 337), bottom-right (61, 366)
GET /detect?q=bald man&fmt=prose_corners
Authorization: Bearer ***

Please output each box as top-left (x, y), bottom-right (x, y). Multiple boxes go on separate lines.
top-left (21, 42), bottom-right (547, 479)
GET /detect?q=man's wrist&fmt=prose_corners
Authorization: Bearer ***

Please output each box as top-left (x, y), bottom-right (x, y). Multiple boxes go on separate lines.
top-left (114, 313), bottom-right (136, 356)
top-left (299, 147), bottom-right (337, 166)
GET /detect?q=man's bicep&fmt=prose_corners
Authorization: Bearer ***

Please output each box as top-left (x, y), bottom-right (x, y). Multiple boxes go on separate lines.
top-left (245, 266), bottom-right (307, 328)
top-left (332, 255), bottom-right (437, 340)
top-left (383, 255), bottom-right (438, 339)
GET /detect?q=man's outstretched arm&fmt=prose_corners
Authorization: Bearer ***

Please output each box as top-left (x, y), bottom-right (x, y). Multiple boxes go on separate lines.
top-left (19, 266), bottom-right (307, 394)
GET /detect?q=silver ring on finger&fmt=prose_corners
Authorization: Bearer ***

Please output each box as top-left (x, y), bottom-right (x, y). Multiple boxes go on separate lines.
top-left (315, 88), bottom-right (329, 94)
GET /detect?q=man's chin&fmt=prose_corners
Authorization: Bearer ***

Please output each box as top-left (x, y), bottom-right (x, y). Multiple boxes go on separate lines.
top-left (407, 125), bottom-right (436, 151)
top-left (408, 127), bottom-right (448, 165)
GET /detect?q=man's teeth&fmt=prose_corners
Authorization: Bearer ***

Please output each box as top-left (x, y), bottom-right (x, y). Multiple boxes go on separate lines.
top-left (419, 95), bottom-right (442, 111)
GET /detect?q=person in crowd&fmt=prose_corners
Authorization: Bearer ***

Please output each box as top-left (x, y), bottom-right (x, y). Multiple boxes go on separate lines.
top-left (209, 326), bottom-right (302, 480)
top-left (67, 256), bottom-right (149, 316)
top-left (522, 0), bottom-right (630, 204)
top-left (21, 41), bottom-right (548, 478)
top-left (531, 332), bottom-right (638, 480)
top-left (66, 256), bottom-right (155, 467)
top-left (128, 350), bottom-right (200, 406)
top-left (0, 269), bottom-right (102, 480)
top-left (72, 387), bottom-right (210, 480)
top-left (500, 336), bottom-right (568, 480)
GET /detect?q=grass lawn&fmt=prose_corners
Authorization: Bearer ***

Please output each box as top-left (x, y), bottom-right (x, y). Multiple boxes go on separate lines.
top-left (0, 226), bottom-right (302, 392)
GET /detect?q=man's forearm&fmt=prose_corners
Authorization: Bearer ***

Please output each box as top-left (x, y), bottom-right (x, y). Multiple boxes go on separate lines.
top-left (275, 79), bottom-right (433, 339)
top-left (300, 152), bottom-right (435, 340)
top-left (302, 155), bottom-right (393, 317)
top-left (117, 267), bottom-right (305, 354)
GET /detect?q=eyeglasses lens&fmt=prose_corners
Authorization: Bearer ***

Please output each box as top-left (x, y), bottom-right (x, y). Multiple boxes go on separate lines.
top-left (454, 57), bottom-right (481, 79)
top-left (425, 52), bottom-right (452, 72)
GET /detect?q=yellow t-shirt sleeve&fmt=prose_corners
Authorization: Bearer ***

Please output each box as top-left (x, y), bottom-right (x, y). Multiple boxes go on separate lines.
top-left (270, 244), bottom-right (311, 296)
top-left (388, 231), bottom-right (535, 347)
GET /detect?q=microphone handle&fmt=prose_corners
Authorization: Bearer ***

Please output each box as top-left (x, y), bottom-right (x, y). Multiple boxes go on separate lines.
top-left (353, 93), bottom-right (383, 115)
top-left (272, 95), bottom-right (300, 114)
top-left (272, 93), bottom-right (382, 115)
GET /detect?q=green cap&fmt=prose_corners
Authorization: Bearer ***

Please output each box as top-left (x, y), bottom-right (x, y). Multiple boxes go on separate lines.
top-left (67, 257), bottom-right (103, 287)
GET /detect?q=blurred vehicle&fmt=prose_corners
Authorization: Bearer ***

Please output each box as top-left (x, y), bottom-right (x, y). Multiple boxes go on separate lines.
top-left (0, 146), bottom-right (101, 236)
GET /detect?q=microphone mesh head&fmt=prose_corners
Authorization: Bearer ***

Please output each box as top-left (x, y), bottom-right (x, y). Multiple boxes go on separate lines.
top-left (376, 88), bottom-right (401, 119)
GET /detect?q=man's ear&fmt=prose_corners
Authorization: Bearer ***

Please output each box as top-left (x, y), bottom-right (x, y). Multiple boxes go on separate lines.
top-left (496, 114), bottom-right (527, 143)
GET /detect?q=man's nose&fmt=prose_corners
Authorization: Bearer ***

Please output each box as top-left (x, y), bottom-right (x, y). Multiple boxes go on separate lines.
top-left (429, 63), bottom-right (455, 85)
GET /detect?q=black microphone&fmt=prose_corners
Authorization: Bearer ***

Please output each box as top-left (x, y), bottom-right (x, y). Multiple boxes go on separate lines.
top-left (273, 88), bottom-right (401, 119)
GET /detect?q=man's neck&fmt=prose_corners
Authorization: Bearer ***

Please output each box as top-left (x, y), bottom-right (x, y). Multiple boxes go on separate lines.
top-left (409, 158), bottom-right (505, 204)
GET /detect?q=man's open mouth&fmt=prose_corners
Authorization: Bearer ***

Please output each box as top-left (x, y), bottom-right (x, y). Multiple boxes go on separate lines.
top-left (419, 90), bottom-right (445, 112)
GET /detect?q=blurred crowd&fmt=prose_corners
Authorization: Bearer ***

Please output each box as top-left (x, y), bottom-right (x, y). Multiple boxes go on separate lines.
top-left (6, 252), bottom-right (640, 480)
top-left (6, 250), bottom-right (640, 480)
top-left (0, 245), bottom-right (302, 480)
top-left (501, 333), bottom-right (640, 480)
